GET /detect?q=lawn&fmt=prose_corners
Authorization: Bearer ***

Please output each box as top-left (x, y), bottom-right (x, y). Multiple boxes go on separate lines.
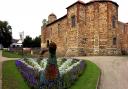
top-left (2, 50), bottom-right (22, 58)
top-left (69, 60), bottom-right (100, 89)
top-left (2, 60), bottom-right (100, 89)
top-left (2, 60), bottom-right (30, 89)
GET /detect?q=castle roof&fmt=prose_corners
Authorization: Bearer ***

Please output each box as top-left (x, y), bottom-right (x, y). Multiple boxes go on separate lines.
top-left (66, 0), bottom-right (85, 9)
top-left (86, 0), bottom-right (118, 6)
top-left (49, 13), bottom-right (56, 16)
top-left (46, 0), bottom-right (118, 27)
top-left (46, 15), bottom-right (67, 27)
top-left (66, 0), bottom-right (118, 9)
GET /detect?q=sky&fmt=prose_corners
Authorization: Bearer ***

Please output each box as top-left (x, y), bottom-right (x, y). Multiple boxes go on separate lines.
top-left (0, 0), bottom-right (127, 39)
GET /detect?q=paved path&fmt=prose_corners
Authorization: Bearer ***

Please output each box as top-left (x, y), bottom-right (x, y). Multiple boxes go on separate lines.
top-left (77, 56), bottom-right (128, 89)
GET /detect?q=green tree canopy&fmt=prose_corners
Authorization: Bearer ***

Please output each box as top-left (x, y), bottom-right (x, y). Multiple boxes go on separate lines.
top-left (0, 21), bottom-right (12, 47)
top-left (42, 19), bottom-right (48, 28)
top-left (23, 35), bottom-right (41, 48)
top-left (23, 36), bottom-right (32, 47)
top-left (32, 36), bottom-right (41, 47)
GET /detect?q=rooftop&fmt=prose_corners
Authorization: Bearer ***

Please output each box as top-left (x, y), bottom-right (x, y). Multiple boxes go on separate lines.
top-left (46, 0), bottom-right (118, 27)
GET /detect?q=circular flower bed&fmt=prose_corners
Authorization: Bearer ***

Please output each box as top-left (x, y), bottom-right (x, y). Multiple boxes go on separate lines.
top-left (16, 58), bottom-right (85, 89)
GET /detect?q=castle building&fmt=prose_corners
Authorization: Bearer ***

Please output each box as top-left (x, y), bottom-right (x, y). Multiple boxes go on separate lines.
top-left (41, 0), bottom-right (128, 56)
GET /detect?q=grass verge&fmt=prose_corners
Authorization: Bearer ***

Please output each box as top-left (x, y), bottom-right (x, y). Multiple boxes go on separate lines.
top-left (2, 60), bottom-right (100, 89)
top-left (2, 60), bottom-right (29, 89)
top-left (70, 60), bottom-right (100, 89)
top-left (2, 50), bottom-right (22, 58)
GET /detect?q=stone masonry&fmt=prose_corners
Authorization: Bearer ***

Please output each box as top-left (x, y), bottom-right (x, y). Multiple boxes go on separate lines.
top-left (41, 0), bottom-right (128, 56)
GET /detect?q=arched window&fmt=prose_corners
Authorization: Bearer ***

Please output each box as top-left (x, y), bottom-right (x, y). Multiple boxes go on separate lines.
top-left (50, 28), bottom-right (52, 36)
top-left (113, 37), bottom-right (116, 45)
top-left (47, 40), bottom-right (49, 47)
top-left (71, 15), bottom-right (76, 27)
top-left (112, 16), bottom-right (116, 28)
top-left (58, 23), bottom-right (60, 34)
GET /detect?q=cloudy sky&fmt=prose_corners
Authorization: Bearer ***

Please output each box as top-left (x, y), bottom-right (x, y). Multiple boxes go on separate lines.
top-left (0, 0), bottom-right (127, 39)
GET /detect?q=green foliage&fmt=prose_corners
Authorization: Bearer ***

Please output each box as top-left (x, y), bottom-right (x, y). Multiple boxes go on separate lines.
top-left (2, 50), bottom-right (22, 58)
top-left (42, 19), bottom-right (48, 27)
top-left (70, 60), bottom-right (100, 89)
top-left (2, 60), bottom-right (30, 89)
top-left (0, 20), bottom-right (12, 47)
top-left (23, 35), bottom-right (41, 48)
top-left (23, 36), bottom-right (33, 47)
top-left (32, 36), bottom-right (41, 47)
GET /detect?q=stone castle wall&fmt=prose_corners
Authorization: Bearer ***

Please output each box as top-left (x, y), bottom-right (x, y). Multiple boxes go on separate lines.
top-left (65, 4), bottom-right (80, 56)
top-left (118, 22), bottom-right (128, 55)
top-left (41, 16), bottom-right (68, 56)
top-left (41, 0), bottom-right (128, 56)
top-left (77, 1), bottom-right (121, 55)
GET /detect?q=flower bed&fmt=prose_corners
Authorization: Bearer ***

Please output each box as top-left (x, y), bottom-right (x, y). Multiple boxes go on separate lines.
top-left (16, 58), bottom-right (85, 89)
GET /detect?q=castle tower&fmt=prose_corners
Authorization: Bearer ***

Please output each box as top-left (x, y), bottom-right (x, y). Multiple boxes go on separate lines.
top-left (48, 13), bottom-right (57, 23)
top-left (82, 0), bottom-right (120, 55)
top-left (65, 0), bottom-right (120, 56)
top-left (65, 1), bottom-right (86, 56)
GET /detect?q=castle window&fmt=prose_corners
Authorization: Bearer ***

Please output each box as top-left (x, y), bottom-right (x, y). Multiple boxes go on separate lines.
top-left (113, 37), bottom-right (116, 45)
top-left (58, 24), bottom-right (60, 33)
top-left (71, 15), bottom-right (76, 27)
top-left (112, 16), bottom-right (116, 28)
top-left (47, 40), bottom-right (49, 47)
top-left (65, 38), bottom-right (67, 44)
top-left (50, 28), bottom-right (52, 36)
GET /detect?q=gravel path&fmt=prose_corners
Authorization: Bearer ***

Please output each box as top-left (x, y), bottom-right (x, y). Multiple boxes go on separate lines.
top-left (77, 56), bottom-right (128, 89)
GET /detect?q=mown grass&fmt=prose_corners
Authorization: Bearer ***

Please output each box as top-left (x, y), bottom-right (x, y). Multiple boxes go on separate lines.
top-left (2, 50), bottom-right (22, 58)
top-left (2, 60), bottom-right (100, 89)
top-left (2, 60), bottom-right (30, 89)
top-left (70, 60), bottom-right (100, 89)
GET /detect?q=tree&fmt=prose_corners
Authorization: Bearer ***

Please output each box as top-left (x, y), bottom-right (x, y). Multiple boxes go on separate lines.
top-left (32, 36), bottom-right (41, 47)
top-left (42, 19), bottom-right (48, 28)
top-left (0, 21), bottom-right (12, 47)
top-left (23, 35), bottom-right (41, 48)
top-left (23, 36), bottom-right (32, 47)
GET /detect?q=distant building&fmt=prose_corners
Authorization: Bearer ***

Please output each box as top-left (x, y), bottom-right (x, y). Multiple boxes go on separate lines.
top-left (41, 0), bottom-right (128, 56)
top-left (10, 39), bottom-right (22, 48)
